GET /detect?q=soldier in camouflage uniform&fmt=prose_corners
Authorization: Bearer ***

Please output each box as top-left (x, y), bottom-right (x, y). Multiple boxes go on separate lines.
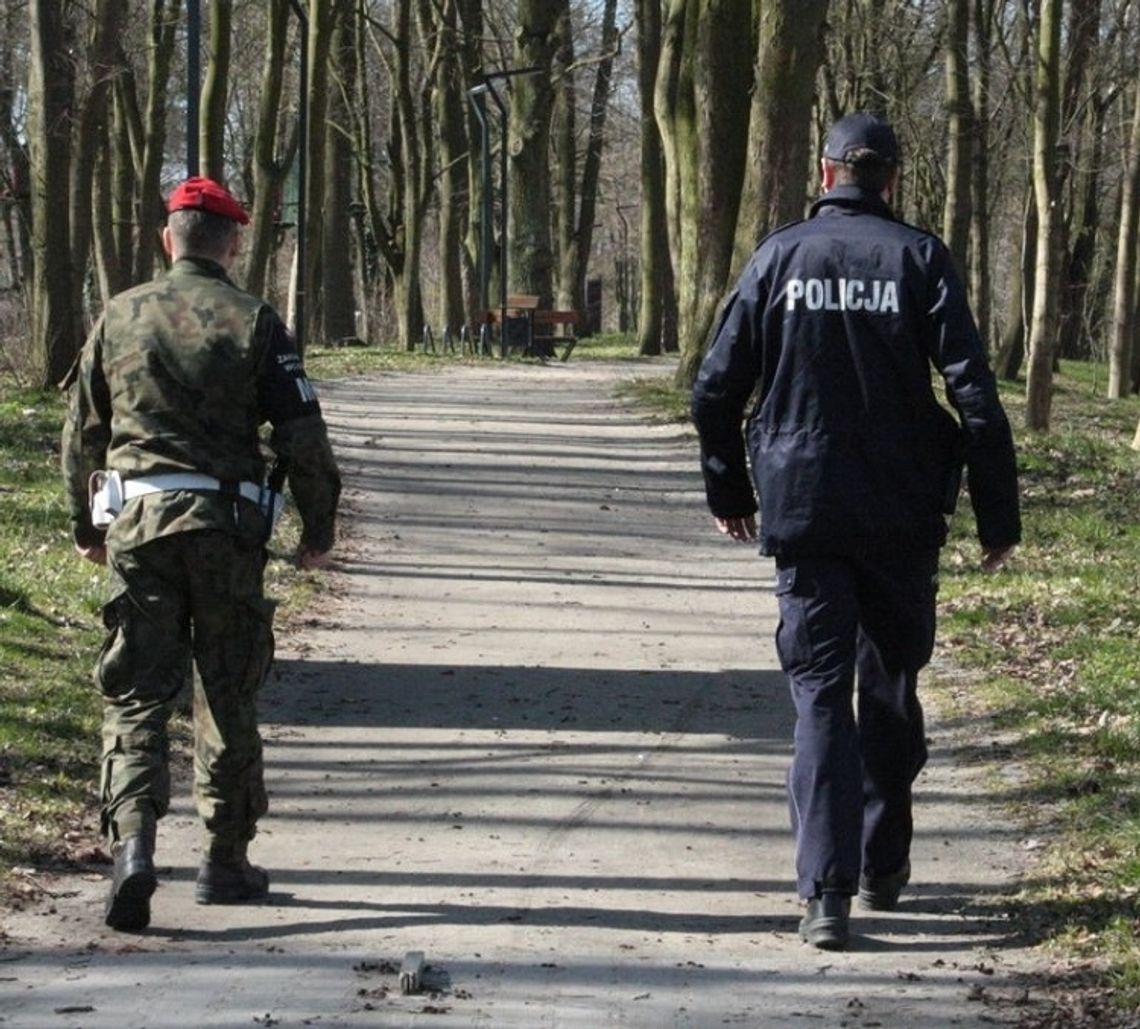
top-left (61, 176), bottom-right (341, 932)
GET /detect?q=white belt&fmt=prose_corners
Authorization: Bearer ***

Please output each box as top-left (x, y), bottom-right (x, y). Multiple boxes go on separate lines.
top-left (90, 470), bottom-right (280, 529)
top-left (122, 473), bottom-right (263, 506)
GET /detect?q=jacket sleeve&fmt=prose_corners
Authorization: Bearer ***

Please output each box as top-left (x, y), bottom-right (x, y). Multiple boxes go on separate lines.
top-left (690, 273), bottom-right (763, 519)
top-left (924, 241), bottom-right (1021, 549)
top-left (59, 317), bottom-right (111, 548)
top-left (256, 310), bottom-right (342, 551)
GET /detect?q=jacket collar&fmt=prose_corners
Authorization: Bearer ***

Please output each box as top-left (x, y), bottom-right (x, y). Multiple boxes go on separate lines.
top-left (809, 184), bottom-right (896, 221)
top-left (171, 254), bottom-right (234, 286)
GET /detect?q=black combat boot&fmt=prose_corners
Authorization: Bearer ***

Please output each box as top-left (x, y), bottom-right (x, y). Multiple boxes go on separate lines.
top-left (799, 892), bottom-right (851, 950)
top-left (104, 835), bottom-right (157, 931)
top-left (195, 852), bottom-right (270, 905)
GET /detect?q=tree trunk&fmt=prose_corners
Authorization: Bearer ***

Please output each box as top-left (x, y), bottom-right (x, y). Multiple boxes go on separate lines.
top-left (969, 0), bottom-right (994, 341)
top-left (70, 0), bottom-right (127, 316)
top-left (735, 0), bottom-right (828, 264)
top-left (435, 0), bottom-right (468, 337)
top-left (299, 0), bottom-right (338, 351)
top-left (1108, 85), bottom-right (1140, 398)
top-left (508, 0), bottom-right (565, 306)
top-left (244, 0), bottom-right (295, 300)
top-left (635, 0), bottom-right (671, 355)
top-left (321, 2), bottom-right (358, 343)
top-left (553, 6), bottom-right (577, 310)
top-left (1025, 0), bottom-right (1062, 431)
top-left (109, 77), bottom-right (137, 295)
top-left (0, 3), bottom-right (33, 287)
top-left (200, 0), bottom-right (232, 182)
top-left (942, 0), bottom-right (972, 277)
top-left (570, 0), bottom-right (619, 324)
top-left (133, 0), bottom-right (181, 285)
top-left (457, 0), bottom-right (485, 334)
top-left (28, 0), bottom-right (77, 387)
top-left (657, 0), bottom-right (756, 389)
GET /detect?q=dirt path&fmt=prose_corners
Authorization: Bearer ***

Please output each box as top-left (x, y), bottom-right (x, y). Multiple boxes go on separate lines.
top-left (2, 361), bottom-right (1050, 1027)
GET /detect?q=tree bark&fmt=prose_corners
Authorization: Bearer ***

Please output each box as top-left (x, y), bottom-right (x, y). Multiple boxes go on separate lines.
top-left (969, 0), bottom-right (994, 342)
top-left (1108, 85), bottom-right (1140, 398)
top-left (133, 0), bottom-right (181, 285)
top-left (657, 0), bottom-right (756, 389)
top-left (70, 0), bottom-right (127, 314)
top-left (1025, 0), bottom-right (1062, 431)
top-left (244, 0), bottom-right (295, 300)
top-left (635, 0), bottom-right (673, 355)
top-left (321, 1), bottom-right (358, 343)
top-left (28, 0), bottom-right (77, 387)
top-left (299, 0), bottom-right (338, 351)
top-left (508, 0), bottom-right (565, 305)
top-left (942, 0), bottom-right (972, 277)
top-left (435, 0), bottom-right (469, 337)
top-left (200, 0), bottom-right (232, 182)
top-left (735, 0), bottom-right (828, 264)
top-left (570, 0), bottom-right (619, 322)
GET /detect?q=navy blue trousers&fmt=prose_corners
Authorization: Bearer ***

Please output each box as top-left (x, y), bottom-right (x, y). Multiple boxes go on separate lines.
top-left (774, 549), bottom-right (938, 899)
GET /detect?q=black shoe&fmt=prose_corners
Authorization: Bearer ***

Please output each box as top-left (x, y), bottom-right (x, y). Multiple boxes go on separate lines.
top-left (104, 836), bottom-right (157, 931)
top-left (195, 857), bottom-right (270, 905)
top-left (799, 893), bottom-right (850, 950)
top-left (858, 860), bottom-right (911, 911)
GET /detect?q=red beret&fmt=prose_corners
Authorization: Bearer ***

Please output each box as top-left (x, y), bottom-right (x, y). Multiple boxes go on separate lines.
top-left (166, 176), bottom-right (250, 225)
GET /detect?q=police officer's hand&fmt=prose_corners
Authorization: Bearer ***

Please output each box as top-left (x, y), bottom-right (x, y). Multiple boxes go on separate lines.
top-left (714, 515), bottom-right (757, 542)
top-left (295, 546), bottom-right (332, 571)
top-left (76, 543), bottom-right (107, 566)
top-left (981, 545), bottom-right (1015, 571)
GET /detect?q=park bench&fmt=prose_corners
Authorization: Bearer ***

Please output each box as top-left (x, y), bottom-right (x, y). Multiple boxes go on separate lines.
top-left (486, 294), bottom-right (580, 361)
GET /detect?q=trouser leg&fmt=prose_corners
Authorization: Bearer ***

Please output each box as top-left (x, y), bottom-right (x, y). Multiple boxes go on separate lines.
top-left (775, 558), bottom-right (861, 898)
top-left (187, 533), bottom-right (274, 860)
top-left (854, 549), bottom-right (938, 877)
top-left (97, 544), bottom-right (191, 844)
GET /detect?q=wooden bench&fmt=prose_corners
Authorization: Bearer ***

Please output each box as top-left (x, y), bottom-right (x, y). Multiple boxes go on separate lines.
top-left (485, 294), bottom-right (580, 361)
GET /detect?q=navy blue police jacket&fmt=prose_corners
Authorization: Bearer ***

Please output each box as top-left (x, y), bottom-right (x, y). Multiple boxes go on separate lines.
top-left (691, 185), bottom-right (1021, 558)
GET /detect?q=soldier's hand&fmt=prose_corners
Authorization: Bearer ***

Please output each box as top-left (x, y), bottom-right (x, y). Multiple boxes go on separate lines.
top-left (295, 546), bottom-right (332, 571)
top-left (981, 544), bottom-right (1015, 571)
top-left (76, 543), bottom-right (107, 566)
top-left (714, 515), bottom-right (757, 542)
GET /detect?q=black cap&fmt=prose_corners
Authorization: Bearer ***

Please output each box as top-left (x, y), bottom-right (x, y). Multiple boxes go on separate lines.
top-left (823, 112), bottom-right (900, 167)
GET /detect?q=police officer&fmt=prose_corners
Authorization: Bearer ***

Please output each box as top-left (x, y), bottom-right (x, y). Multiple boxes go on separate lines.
top-left (62, 176), bottom-right (341, 931)
top-left (691, 113), bottom-right (1020, 950)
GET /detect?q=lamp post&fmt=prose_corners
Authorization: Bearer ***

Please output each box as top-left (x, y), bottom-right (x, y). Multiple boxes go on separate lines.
top-left (466, 67), bottom-right (541, 355)
top-left (186, 0), bottom-right (200, 176)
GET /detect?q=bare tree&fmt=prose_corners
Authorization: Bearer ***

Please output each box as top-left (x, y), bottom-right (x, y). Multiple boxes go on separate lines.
top-left (1025, 0), bottom-right (1062, 430)
top-left (634, 0), bottom-right (675, 355)
top-left (1109, 83), bottom-right (1140, 398)
top-left (942, 0), bottom-right (972, 275)
top-left (656, 0), bottom-right (756, 388)
top-left (735, 0), bottom-right (828, 261)
top-left (201, 0), bottom-right (233, 181)
top-left (244, 0), bottom-right (298, 299)
top-left (508, 0), bottom-right (565, 305)
top-left (27, 0), bottom-right (77, 387)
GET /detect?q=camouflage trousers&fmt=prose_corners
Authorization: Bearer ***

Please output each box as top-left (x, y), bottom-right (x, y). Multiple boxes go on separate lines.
top-left (97, 530), bottom-right (275, 858)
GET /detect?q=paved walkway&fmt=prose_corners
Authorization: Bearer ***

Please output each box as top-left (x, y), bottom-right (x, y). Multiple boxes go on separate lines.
top-left (2, 361), bottom-right (1044, 1027)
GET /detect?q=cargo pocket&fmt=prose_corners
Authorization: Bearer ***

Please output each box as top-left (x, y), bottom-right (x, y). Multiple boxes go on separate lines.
top-left (773, 566), bottom-right (813, 673)
top-left (94, 589), bottom-right (133, 698)
top-left (240, 597), bottom-right (277, 695)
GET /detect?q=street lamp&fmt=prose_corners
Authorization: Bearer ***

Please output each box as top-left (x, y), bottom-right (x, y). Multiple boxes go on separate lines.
top-left (466, 67), bottom-right (541, 355)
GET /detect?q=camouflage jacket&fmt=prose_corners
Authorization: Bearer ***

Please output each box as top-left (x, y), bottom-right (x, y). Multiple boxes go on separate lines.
top-left (61, 257), bottom-right (340, 552)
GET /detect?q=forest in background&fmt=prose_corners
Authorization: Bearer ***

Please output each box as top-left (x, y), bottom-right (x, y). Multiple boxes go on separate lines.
top-left (1, 0), bottom-right (1140, 438)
